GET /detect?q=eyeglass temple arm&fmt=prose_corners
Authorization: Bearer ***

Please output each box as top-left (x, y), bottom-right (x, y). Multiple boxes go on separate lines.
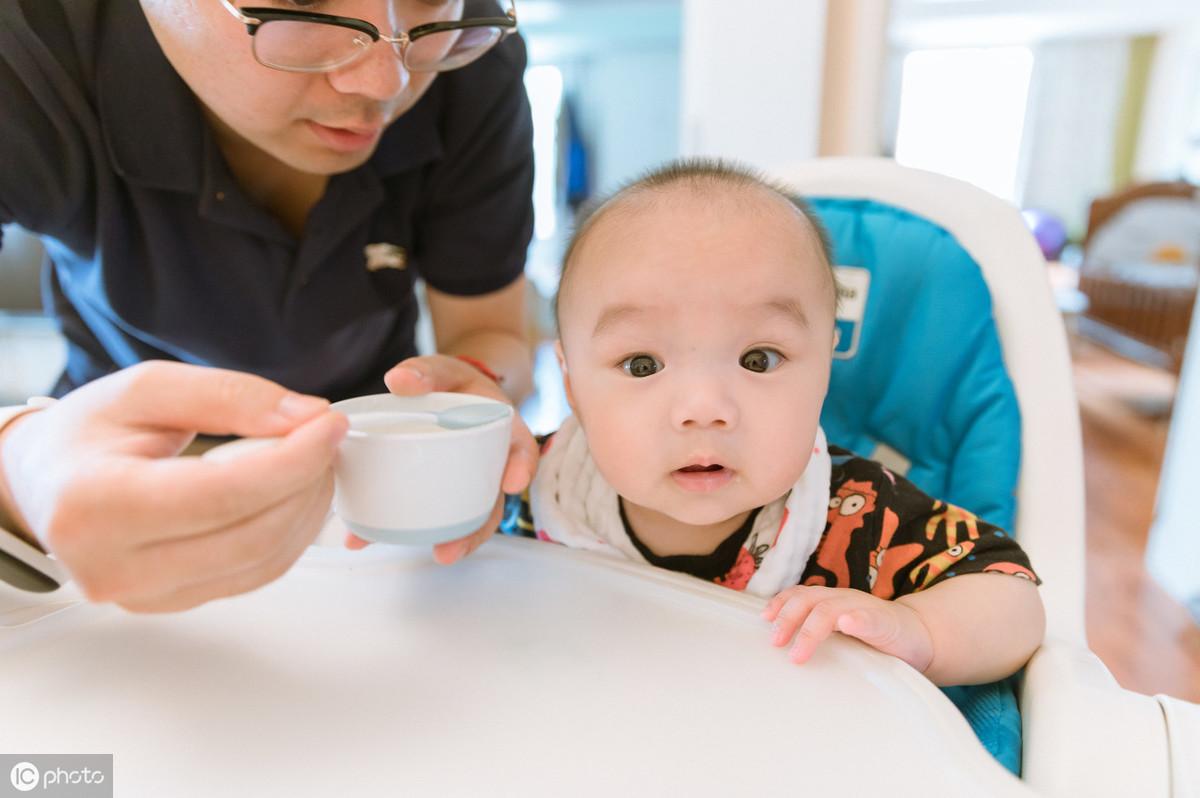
top-left (218, 0), bottom-right (261, 26)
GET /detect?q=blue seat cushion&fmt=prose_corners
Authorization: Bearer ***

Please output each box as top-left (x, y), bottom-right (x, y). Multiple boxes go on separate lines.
top-left (810, 197), bottom-right (1021, 531)
top-left (809, 197), bottom-right (1024, 774)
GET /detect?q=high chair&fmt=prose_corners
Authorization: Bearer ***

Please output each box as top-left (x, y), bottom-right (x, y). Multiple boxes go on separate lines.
top-left (0, 159), bottom-right (1195, 797)
top-left (777, 156), bottom-right (1199, 797)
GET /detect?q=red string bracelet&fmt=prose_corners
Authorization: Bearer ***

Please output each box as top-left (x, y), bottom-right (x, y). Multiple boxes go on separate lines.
top-left (454, 354), bottom-right (503, 385)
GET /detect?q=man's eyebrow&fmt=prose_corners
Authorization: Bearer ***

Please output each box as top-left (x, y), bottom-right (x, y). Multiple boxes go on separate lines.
top-left (592, 303), bottom-right (651, 337)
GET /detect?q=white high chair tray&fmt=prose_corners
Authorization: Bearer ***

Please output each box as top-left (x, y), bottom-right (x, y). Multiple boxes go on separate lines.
top-left (0, 537), bottom-right (1031, 797)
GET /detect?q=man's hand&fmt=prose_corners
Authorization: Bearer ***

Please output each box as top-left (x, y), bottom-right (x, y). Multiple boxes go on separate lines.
top-left (761, 584), bottom-right (935, 673)
top-left (0, 361), bottom-right (348, 612)
top-left (343, 354), bottom-right (537, 564)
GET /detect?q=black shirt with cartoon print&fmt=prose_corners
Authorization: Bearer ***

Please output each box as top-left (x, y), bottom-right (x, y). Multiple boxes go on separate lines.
top-left (501, 444), bottom-right (1040, 596)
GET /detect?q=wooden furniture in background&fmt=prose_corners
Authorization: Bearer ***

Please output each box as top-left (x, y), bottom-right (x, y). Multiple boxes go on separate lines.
top-left (1077, 181), bottom-right (1199, 374)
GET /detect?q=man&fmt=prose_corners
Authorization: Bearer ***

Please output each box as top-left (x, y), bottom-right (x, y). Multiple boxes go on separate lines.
top-left (0, 0), bottom-right (538, 611)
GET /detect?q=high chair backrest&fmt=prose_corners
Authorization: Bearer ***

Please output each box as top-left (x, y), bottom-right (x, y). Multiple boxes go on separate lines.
top-left (775, 158), bottom-right (1085, 643)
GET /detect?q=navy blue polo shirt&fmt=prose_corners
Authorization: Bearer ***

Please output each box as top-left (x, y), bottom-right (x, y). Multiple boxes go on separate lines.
top-left (0, 0), bottom-right (534, 401)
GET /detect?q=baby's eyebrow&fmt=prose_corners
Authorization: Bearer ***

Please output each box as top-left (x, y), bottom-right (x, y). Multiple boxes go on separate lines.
top-left (592, 303), bottom-right (651, 338)
top-left (590, 298), bottom-right (810, 338)
top-left (756, 298), bottom-right (811, 330)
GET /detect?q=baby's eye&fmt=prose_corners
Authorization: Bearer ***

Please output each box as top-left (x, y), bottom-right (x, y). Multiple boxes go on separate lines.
top-left (620, 354), bottom-right (663, 378)
top-left (740, 348), bottom-right (783, 373)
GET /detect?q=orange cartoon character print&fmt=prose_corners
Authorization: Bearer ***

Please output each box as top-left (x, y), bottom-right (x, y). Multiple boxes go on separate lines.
top-left (910, 540), bottom-right (977, 591)
top-left (806, 480), bottom-right (877, 588)
top-left (867, 507), bottom-right (926, 599)
top-left (924, 501), bottom-right (983, 547)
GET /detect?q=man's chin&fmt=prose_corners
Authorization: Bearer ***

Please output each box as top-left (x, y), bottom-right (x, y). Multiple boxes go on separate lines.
top-left (274, 139), bottom-right (377, 176)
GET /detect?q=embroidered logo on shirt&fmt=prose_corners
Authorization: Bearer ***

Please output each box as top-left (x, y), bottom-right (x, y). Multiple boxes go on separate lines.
top-left (364, 243), bottom-right (407, 272)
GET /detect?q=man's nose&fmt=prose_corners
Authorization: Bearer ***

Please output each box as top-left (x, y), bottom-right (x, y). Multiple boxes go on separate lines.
top-left (326, 39), bottom-right (410, 101)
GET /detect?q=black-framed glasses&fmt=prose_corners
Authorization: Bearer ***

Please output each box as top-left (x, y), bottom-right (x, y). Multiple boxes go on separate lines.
top-left (218, 0), bottom-right (517, 74)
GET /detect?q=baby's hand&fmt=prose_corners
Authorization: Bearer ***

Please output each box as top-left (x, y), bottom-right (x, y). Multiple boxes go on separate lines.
top-left (762, 585), bottom-right (934, 673)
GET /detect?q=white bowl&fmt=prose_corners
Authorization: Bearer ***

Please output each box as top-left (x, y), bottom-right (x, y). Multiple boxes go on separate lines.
top-left (329, 393), bottom-right (513, 545)
top-left (202, 392), bottom-right (513, 546)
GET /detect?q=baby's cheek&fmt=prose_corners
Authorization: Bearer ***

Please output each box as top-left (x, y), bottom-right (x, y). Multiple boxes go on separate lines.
top-left (754, 431), bottom-right (815, 491)
top-left (581, 421), bottom-right (649, 487)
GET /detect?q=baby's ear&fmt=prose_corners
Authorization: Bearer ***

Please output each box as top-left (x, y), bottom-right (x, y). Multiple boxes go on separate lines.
top-left (554, 340), bottom-right (577, 411)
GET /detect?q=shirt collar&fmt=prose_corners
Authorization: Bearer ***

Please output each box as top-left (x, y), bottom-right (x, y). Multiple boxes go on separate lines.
top-left (368, 85), bottom-right (444, 177)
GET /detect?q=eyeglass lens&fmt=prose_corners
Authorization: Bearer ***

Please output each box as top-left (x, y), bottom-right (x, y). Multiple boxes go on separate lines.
top-left (251, 0), bottom-right (509, 73)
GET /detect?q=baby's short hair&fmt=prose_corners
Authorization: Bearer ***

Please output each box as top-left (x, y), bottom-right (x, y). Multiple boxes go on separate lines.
top-left (555, 158), bottom-right (838, 326)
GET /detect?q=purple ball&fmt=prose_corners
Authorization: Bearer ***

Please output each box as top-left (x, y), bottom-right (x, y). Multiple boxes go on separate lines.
top-left (1021, 209), bottom-right (1068, 261)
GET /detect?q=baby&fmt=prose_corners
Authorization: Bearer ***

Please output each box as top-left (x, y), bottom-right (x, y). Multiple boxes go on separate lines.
top-left (505, 158), bottom-right (1045, 687)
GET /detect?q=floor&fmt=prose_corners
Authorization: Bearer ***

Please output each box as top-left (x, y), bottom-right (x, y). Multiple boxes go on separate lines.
top-left (1072, 337), bottom-right (1200, 702)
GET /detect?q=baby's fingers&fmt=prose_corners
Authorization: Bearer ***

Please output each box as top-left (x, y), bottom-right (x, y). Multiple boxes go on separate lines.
top-left (788, 598), bottom-right (864, 665)
top-left (837, 602), bottom-right (934, 672)
top-left (761, 589), bottom-right (799, 623)
top-left (767, 587), bottom-right (830, 647)
top-left (834, 607), bottom-right (891, 645)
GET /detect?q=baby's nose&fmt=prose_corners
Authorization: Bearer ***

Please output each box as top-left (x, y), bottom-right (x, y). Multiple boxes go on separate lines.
top-left (670, 382), bottom-right (739, 430)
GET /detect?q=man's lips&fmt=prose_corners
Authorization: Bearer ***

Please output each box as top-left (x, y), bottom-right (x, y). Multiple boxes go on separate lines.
top-left (306, 120), bottom-right (383, 152)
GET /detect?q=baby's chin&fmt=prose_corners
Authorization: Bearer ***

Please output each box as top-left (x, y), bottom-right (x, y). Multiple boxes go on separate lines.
top-left (620, 492), bottom-right (756, 528)
top-left (668, 505), bottom-right (756, 528)
top-left (609, 475), bottom-right (800, 529)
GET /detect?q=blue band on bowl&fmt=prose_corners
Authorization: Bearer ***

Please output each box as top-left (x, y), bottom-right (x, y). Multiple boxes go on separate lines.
top-left (344, 513), bottom-right (492, 546)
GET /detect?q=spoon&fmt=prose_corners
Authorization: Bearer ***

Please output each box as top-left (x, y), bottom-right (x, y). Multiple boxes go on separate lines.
top-left (349, 403), bottom-right (511, 432)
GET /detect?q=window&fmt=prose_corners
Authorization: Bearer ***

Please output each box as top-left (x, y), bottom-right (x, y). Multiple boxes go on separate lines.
top-left (523, 64), bottom-right (564, 242)
top-left (894, 46), bottom-right (1035, 202)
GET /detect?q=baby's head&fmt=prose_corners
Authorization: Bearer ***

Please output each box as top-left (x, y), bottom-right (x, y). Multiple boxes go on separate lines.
top-left (554, 159), bottom-right (838, 530)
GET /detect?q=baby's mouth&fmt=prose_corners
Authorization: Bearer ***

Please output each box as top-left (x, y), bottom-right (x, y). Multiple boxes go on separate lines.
top-left (671, 463), bottom-right (734, 493)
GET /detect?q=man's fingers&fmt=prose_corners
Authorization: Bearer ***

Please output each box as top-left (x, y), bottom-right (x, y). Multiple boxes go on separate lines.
top-left (384, 353), bottom-right (529, 492)
top-left (102, 361), bottom-right (331, 439)
top-left (99, 470), bottom-right (336, 601)
top-left (383, 361), bottom-right (434, 396)
top-left (65, 411), bottom-right (348, 547)
top-left (500, 417), bottom-right (538, 495)
top-left (384, 356), bottom-right (472, 396)
top-left (344, 532), bottom-right (372, 550)
top-left (115, 475), bottom-right (333, 613)
top-left (431, 493), bottom-right (505, 565)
